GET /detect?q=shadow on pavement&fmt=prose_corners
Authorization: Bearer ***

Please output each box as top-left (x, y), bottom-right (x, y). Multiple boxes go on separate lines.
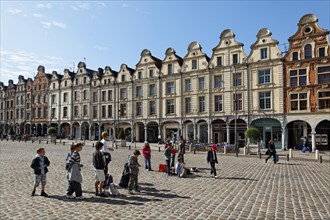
top-left (218, 177), bottom-right (258, 181)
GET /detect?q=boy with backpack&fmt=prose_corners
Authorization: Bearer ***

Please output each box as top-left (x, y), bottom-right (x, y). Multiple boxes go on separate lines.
top-left (31, 148), bottom-right (50, 197)
top-left (128, 150), bottom-right (141, 195)
top-left (93, 141), bottom-right (106, 197)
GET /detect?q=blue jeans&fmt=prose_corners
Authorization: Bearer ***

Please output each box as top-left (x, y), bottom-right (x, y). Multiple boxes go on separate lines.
top-left (144, 157), bottom-right (151, 170)
top-left (171, 155), bottom-right (175, 167)
top-left (165, 160), bottom-right (171, 175)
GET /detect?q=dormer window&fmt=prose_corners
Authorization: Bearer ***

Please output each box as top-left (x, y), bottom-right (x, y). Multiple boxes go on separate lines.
top-left (64, 81), bottom-right (67, 87)
top-left (168, 64), bottom-right (173, 74)
top-left (192, 60), bottom-right (197, 70)
top-left (75, 79), bottom-right (78, 85)
top-left (260, 48), bottom-right (267, 59)
top-left (233, 54), bottom-right (238, 64)
top-left (319, 47), bottom-right (325, 57)
top-left (83, 77), bottom-right (87, 84)
top-left (217, 56), bottom-right (222, 66)
top-left (149, 69), bottom-right (154, 77)
top-left (93, 81), bottom-right (96, 86)
top-left (292, 52), bottom-right (298, 61)
top-left (304, 44), bottom-right (312, 59)
top-left (137, 71), bottom-right (142, 80)
top-left (121, 75), bottom-right (126, 82)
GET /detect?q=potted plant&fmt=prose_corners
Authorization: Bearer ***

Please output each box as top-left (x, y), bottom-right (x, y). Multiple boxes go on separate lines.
top-left (118, 128), bottom-right (126, 147)
top-left (244, 127), bottom-right (261, 155)
top-left (48, 127), bottom-right (57, 143)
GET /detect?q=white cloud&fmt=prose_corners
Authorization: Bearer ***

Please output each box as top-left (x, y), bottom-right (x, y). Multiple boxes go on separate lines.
top-left (122, 3), bottom-right (128, 8)
top-left (96, 1), bottom-right (106, 7)
top-left (8, 8), bottom-right (22, 15)
top-left (71, 2), bottom-right (90, 11)
top-left (93, 45), bottom-right (108, 51)
top-left (36, 3), bottom-right (53, 9)
top-left (0, 50), bottom-right (64, 84)
top-left (40, 21), bottom-right (67, 29)
top-left (33, 13), bottom-right (43, 18)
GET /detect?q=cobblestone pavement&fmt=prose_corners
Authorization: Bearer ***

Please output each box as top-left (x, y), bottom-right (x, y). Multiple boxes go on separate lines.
top-left (0, 140), bottom-right (329, 220)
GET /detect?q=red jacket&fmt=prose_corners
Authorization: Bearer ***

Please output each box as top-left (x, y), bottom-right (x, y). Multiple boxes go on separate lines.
top-left (142, 145), bottom-right (151, 158)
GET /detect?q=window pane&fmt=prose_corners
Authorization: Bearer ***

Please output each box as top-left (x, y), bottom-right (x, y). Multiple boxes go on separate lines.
top-left (304, 44), bottom-right (312, 59)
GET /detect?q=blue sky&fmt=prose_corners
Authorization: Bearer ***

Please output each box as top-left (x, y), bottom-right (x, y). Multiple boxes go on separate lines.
top-left (1, 1), bottom-right (329, 85)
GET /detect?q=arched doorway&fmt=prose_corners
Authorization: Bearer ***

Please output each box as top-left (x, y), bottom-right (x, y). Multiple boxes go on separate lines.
top-left (135, 122), bottom-right (144, 142)
top-left (183, 120), bottom-right (193, 142)
top-left (81, 122), bottom-right (89, 140)
top-left (60, 123), bottom-right (71, 139)
top-left (36, 124), bottom-right (42, 136)
top-left (286, 120), bottom-right (311, 149)
top-left (163, 121), bottom-right (180, 143)
top-left (197, 120), bottom-right (208, 143)
top-left (19, 123), bottom-right (25, 135)
top-left (147, 121), bottom-right (159, 143)
top-left (31, 124), bottom-right (36, 136)
top-left (91, 123), bottom-right (100, 140)
top-left (72, 122), bottom-right (80, 139)
top-left (25, 124), bottom-right (31, 135)
top-left (49, 123), bottom-right (58, 134)
top-left (251, 118), bottom-right (282, 149)
top-left (315, 120), bottom-right (330, 150)
top-left (212, 119), bottom-right (227, 144)
top-left (229, 119), bottom-right (247, 147)
top-left (42, 124), bottom-right (48, 136)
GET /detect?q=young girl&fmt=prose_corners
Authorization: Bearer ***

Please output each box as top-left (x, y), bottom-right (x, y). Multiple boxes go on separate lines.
top-left (66, 143), bottom-right (84, 199)
top-left (207, 144), bottom-right (218, 178)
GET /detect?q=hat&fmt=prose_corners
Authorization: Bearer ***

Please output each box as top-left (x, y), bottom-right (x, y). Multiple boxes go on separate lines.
top-left (211, 144), bottom-right (217, 151)
top-left (144, 141), bottom-right (149, 144)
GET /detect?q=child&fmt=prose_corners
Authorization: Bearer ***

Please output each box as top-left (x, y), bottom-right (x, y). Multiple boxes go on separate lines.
top-left (142, 141), bottom-right (152, 171)
top-left (93, 141), bottom-right (106, 197)
top-left (164, 142), bottom-right (173, 175)
top-left (175, 157), bottom-right (187, 177)
top-left (31, 148), bottom-right (50, 197)
top-left (207, 144), bottom-right (218, 178)
top-left (128, 150), bottom-right (141, 195)
top-left (66, 143), bottom-right (84, 200)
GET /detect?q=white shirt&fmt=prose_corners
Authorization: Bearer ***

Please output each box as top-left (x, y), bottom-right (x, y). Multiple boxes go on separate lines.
top-left (100, 139), bottom-right (112, 153)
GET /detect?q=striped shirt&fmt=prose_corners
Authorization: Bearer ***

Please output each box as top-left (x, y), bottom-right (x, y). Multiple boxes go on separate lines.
top-left (69, 152), bottom-right (81, 164)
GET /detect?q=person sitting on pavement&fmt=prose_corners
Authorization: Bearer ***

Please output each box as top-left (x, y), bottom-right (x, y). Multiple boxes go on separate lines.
top-left (128, 150), bottom-right (141, 195)
top-left (142, 141), bottom-right (152, 171)
top-left (175, 157), bottom-right (187, 178)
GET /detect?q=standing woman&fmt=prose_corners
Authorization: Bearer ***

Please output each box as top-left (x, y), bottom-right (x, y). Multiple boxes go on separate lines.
top-left (265, 139), bottom-right (277, 164)
top-left (100, 132), bottom-right (114, 175)
top-left (142, 141), bottom-right (152, 171)
top-left (178, 136), bottom-right (186, 163)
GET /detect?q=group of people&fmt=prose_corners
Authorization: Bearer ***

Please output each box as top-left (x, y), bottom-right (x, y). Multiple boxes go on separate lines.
top-left (30, 133), bottom-right (222, 199)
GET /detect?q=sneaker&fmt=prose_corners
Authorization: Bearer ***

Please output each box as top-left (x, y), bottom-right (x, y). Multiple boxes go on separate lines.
top-left (66, 194), bottom-right (75, 199)
top-left (95, 191), bottom-right (99, 196)
top-left (76, 196), bottom-right (85, 200)
top-left (214, 176), bottom-right (218, 178)
top-left (31, 190), bottom-right (36, 196)
top-left (40, 191), bottom-right (48, 197)
top-left (98, 192), bottom-right (107, 197)
top-left (128, 191), bottom-right (134, 195)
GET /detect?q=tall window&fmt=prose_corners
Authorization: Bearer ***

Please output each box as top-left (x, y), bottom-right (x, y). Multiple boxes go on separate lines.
top-left (93, 106), bottom-right (97, 118)
top-left (119, 104), bottom-right (126, 117)
top-left (259, 92), bottom-right (271, 109)
top-left (168, 64), bottom-right (173, 75)
top-left (21, 96), bottom-right (24, 105)
top-left (102, 106), bottom-right (106, 118)
top-left (26, 113), bottom-right (30, 120)
top-left (93, 92), bottom-right (98, 102)
top-left (74, 106), bottom-right (78, 116)
top-left (199, 96), bottom-right (205, 112)
top-left (185, 98), bottom-right (191, 113)
top-left (120, 88), bottom-right (127, 99)
top-left (199, 77), bottom-right (205, 90)
top-left (149, 101), bottom-right (156, 115)
top-left (319, 91), bottom-right (330, 109)
top-left (233, 94), bottom-right (243, 111)
top-left (214, 75), bottom-right (222, 88)
top-left (121, 75), bottom-right (125, 82)
top-left (290, 69), bottom-right (307, 86)
top-left (149, 84), bottom-right (156, 96)
top-left (258, 69), bottom-right (271, 84)
top-left (149, 69), bottom-right (154, 77)
top-left (317, 66), bottom-right (330, 83)
top-left (44, 95), bottom-right (48, 103)
top-left (136, 102), bottom-right (142, 116)
top-left (260, 48), bottom-right (268, 59)
top-left (83, 90), bottom-right (88, 100)
top-left (185, 79), bottom-right (191, 92)
top-left (53, 83), bottom-right (55, 89)
top-left (292, 52), bottom-right (298, 61)
top-left (304, 44), bottom-right (312, 59)
top-left (44, 108), bottom-right (48, 118)
top-left (166, 82), bottom-right (174, 94)
top-left (217, 56), bottom-right (222, 66)
top-left (63, 93), bottom-right (68, 102)
top-left (51, 94), bottom-right (56, 104)
top-left (38, 108), bottom-right (42, 118)
top-left (83, 77), bottom-right (87, 84)
top-left (214, 95), bottom-right (223, 112)
top-left (74, 91), bottom-right (78, 101)
top-left (38, 95), bottom-right (41, 103)
top-left (102, 91), bottom-right (106, 102)
top-left (166, 99), bottom-right (175, 114)
top-left (136, 86), bottom-right (142, 97)
top-left (108, 105), bottom-right (112, 117)
top-left (233, 73), bottom-right (242, 86)
top-left (16, 109), bottom-right (19, 118)
top-left (64, 81), bottom-right (67, 87)
top-left (108, 90), bottom-right (113, 101)
top-left (137, 71), bottom-right (142, 80)
top-left (83, 105), bottom-right (88, 116)
top-left (290, 93), bottom-right (307, 111)
top-left (20, 108), bottom-right (24, 119)
top-left (51, 108), bottom-right (56, 119)
top-left (319, 47), bottom-right (325, 57)
top-left (232, 54), bottom-right (238, 64)
top-left (75, 78), bottom-right (78, 85)
top-left (192, 60), bottom-right (197, 70)
top-left (63, 107), bottom-right (68, 117)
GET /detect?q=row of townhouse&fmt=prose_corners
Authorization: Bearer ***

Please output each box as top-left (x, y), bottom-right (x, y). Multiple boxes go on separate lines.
top-left (0, 14), bottom-right (329, 150)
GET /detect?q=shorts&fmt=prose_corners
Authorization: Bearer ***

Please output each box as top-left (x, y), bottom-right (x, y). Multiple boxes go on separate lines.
top-left (34, 174), bottom-right (47, 186)
top-left (94, 169), bottom-right (105, 182)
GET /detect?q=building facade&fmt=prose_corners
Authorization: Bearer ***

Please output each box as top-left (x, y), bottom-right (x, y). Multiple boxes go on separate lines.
top-left (0, 14), bottom-right (329, 149)
top-left (284, 14), bottom-right (330, 151)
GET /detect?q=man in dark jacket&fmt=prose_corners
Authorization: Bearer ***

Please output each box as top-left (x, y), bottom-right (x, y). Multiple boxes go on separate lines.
top-left (93, 141), bottom-right (106, 196)
top-left (164, 142), bottom-right (173, 175)
top-left (31, 148), bottom-right (50, 196)
top-left (179, 136), bottom-right (186, 163)
top-left (207, 144), bottom-right (218, 178)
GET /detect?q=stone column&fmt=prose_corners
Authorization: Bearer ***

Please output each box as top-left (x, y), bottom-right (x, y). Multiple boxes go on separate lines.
top-left (281, 126), bottom-right (286, 151)
top-left (226, 123), bottom-right (230, 144)
top-left (144, 123), bottom-right (147, 142)
top-left (311, 129), bottom-right (316, 152)
top-left (131, 124), bottom-right (134, 143)
top-left (193, 123), bottom-right (197, 141)
top-left (208, 122), bottom-right (212, 143)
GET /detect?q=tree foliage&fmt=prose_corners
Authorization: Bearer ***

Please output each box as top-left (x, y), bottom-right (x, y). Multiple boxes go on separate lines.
top-left (48, 127), bottom-right (57, 136)
top-left (244, 127), bottom-right (260, 141)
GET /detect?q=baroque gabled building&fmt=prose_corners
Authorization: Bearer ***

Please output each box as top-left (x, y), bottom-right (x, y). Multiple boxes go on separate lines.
top-left (284, 14), bottom-right (330, 151)
top-left (248, 28), bottom-right (284, 149)
top-left (48, 71), bottom-right (63, 135)
top-left (15, 75), bottom-right (27, 135)
top-left (0, 82), bottom-right (7, 136)
top-left (5, 80), bottom-right (16, 134)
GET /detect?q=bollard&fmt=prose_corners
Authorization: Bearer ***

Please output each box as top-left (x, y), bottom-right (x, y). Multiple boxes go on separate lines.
top-left (92, 143), bottom-right (94, 148)
top-left (25, 139), bottom-right (27, 143)
top-left (289, 149), bottom-right (293, 158)
top-left (7, 138), bottom-right (9, 141)
top-left (116, 144), bottom-right (118, 149)
top-left (134, 142), bottom-right (137, 149)
top-left (158, 146), bottom-right (160, 152)
top-left (46, 140), bottom-right (48, 144)
top-left (72, 142), bottom-right (74, 146)
top-left (224, 147), bottom-right (226, 154)
top-left (194, 147), bottom-right (196, 154)
top-left (39, 140), bottom-right (41, 144)
top-left (63, 141), bottom-right (65, 145)
top-left (129, 145), bottom-right (131, 150)
top-left (54, 140), bottom-right (56, 145)
top-left (315, 150), bottom-right (319, 160)
top-left (319, 156), bottom-right (322, 163)
top-left (286, 154), bottom-right (289, 161)
top-left (259, 153), bottom-right (262, 159)
top-left (12, 139), bottom-right (14, 142)
top-left (32, 139), bottom-right (34, 143)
